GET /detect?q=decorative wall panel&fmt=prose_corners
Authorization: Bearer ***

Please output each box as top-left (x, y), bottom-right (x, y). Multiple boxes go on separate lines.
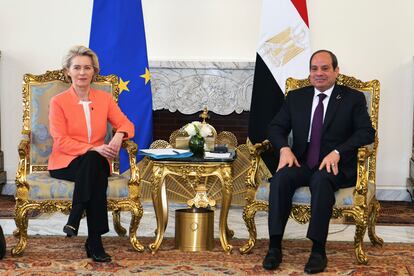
top-left (150, 61), bottom-right (255, 115)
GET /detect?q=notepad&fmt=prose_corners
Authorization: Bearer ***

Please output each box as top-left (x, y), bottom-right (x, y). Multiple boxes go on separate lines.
top-left (139, 148), bottom-right (193, 159)
top-left (204, 152), bottom-right (232, 159)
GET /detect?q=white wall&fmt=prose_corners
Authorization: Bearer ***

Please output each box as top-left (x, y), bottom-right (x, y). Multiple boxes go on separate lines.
top-left (0, 0), bottom-right (413, 197)
top-left (306, 0), bottom-right (414, 193)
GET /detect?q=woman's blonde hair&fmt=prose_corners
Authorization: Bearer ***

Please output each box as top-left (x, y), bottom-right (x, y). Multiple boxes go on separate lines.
top-left (62, 45), bottom-right (100, 82)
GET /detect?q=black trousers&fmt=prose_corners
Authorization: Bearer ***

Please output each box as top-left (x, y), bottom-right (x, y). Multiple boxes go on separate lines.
top-left (49, 151), bottom-right (110, 236)
top-left (268, 165), bottom-right (352, 243)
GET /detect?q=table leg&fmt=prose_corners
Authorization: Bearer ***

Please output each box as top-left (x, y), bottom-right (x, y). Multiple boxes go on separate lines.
top-left (218, 166), bottom-right (233, 254)
top-left (149, 164), bottom-right (168, 253)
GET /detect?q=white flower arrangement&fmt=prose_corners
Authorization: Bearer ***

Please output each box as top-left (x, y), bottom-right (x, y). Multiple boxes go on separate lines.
top-left (184, 121), bottom-right (212, 138)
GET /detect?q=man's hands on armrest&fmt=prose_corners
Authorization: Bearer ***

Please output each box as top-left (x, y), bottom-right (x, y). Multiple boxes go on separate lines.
top-left (277, 147), bottom-right (301, 172)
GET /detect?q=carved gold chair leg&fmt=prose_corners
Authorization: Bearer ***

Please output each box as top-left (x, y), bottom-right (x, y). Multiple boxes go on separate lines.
top-left (12, 202), bottom-right (33, 256)
top-left (239, 201), bottom-right (269, 254)
top-left (112, 209), bottom-right (127, 237)
top-left (13, 228), bottom-right (20, 237)
top-left (127, 200), bottom-right (145, 252)
top-left (368, 198), bottom-right (384, 247)
top-left (353, 212), bottom-right (369, 265)
top-left (225, 224), bottom-right (234, 240)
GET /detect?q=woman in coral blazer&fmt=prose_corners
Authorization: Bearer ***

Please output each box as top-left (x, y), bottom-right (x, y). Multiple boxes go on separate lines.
top-left (48, 46), bottom-right (134, 263)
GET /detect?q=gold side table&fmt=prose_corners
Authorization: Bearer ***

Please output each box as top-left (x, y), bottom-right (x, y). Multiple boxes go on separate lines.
top-left (148, 155), bottom-right (235, 254)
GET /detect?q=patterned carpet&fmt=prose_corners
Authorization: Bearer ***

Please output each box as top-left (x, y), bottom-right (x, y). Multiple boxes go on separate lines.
top-left (375, 200), bottom-right (414, 225)
top-left (1, 236), bottom-right (414, 275)
top-left (0, 195), bottom-right (16, 218)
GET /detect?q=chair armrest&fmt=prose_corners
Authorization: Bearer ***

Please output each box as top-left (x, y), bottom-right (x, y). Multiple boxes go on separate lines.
top-left (16, 136), bottom-right (30, 183)
top-left (354, 145), bottom-right (374, 204)
top-left (357, 145), bottom-right (374, 160)
top-left (15, 135), bottom-right (31, 200)
top-left (245, 140), bottom-right (272, 202)
top-left (248, 139), bottom-right (272, 156)
top-left (121, 140), bottom-right (141, 200)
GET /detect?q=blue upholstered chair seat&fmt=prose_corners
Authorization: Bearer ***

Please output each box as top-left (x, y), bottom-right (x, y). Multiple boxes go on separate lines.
top-left (255, 180), bottom-right (371, 208)
top-left (26, 172), bottom-right (129, 200)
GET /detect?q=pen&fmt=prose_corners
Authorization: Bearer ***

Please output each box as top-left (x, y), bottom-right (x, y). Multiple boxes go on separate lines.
top-left (172, 150), bottom-right (180, 154)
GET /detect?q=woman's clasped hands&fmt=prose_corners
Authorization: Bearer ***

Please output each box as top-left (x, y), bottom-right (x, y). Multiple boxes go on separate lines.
top-left (92, 132), bottom-right (124, 159)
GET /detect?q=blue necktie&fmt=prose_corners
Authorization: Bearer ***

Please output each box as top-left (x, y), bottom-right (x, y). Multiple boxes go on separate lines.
top-left (306, 93), bottom-right (327, 169)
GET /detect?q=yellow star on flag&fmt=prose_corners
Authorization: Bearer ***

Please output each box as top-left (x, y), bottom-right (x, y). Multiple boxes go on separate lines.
top-left (140, 67), bottom-right (151, 85)
top-left (118, 78), bottom-right (130, 94)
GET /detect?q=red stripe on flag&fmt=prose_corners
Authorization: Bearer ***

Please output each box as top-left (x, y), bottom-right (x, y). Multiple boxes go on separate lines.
top-left (291, 0), bottom-right (309, 27)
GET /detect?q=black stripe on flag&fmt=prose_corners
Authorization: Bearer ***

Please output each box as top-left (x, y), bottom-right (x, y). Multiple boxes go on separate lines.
top-left (248, 53), bottom-right (285, 173)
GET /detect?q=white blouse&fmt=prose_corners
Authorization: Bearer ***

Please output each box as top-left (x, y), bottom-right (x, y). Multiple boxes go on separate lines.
top-left (79, 101), bottom-right (92, 143)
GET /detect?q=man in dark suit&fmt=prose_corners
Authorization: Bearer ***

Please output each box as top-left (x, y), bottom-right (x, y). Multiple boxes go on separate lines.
top-left (262, 50), bottom-right (375, 273)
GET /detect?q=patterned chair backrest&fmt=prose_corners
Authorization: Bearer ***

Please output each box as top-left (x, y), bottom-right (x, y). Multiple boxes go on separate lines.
top-left (22, 70), bottom-right (119, 173)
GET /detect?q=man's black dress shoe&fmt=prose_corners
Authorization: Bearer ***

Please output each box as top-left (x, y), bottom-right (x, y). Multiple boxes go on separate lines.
top-left (304, 252), bottom-right (327, 274)
top-left (63, 224), bottom-right (78, 237)
top-left (85, 242), bottom-right (111, 262)
top-left (262, 248), bottom-right (282, 270)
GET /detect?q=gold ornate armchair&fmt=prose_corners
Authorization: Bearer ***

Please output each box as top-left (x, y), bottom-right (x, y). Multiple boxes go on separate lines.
top-left (13, 70), bottom-right (144, 256)
top-left (240, 74), bottom-right (383, 264)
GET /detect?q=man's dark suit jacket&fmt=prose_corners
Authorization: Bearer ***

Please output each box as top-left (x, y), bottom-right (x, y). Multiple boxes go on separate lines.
top-left (268, 84), bottom-right (375, 187)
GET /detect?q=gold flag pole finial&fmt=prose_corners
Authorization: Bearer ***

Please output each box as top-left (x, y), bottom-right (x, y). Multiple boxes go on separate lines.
top-left (199, 107), bottom-right (210, 123)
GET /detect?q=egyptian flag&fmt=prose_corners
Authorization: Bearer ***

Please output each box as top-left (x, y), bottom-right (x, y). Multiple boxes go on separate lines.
top-left (248, 0), bottom-right (311, 172)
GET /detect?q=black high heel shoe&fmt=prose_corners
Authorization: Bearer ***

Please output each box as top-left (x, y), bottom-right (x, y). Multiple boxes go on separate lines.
top-left (63, 224), bottom-right (78, 237)
top-left (85, 241), bottom-right (111, 262)
top-left (63, 203), bottom-right (84, 237)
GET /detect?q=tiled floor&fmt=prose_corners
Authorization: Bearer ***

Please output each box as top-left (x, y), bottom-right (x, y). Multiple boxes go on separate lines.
top-left (2, 203), bottom-right (413, 244)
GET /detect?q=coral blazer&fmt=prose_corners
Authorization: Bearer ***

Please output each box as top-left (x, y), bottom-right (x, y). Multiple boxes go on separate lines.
top-left (48, 86), bottom-right (134, 170)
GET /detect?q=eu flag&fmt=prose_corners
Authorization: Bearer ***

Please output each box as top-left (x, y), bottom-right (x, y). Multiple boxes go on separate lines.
top-left (89, 0), bottom-right (152, 173)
